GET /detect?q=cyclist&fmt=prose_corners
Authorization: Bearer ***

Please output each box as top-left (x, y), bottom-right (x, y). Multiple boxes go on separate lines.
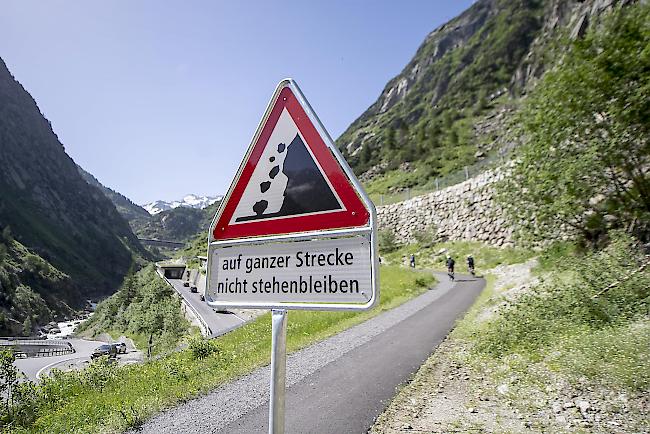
top-left (446, 255), bottom-right (455, 281)
top-left (467, 255), bottom-right (475, 277)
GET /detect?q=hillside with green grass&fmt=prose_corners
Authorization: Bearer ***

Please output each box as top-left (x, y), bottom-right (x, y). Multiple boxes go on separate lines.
top-left (0, 231), bottom-right (78, 336)
top-left (77, 265), bottom-right (191, 354)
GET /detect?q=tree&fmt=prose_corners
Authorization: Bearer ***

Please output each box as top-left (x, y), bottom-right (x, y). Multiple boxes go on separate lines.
top-left (0, 350), bottom-right (19, 416)
top-left (384, 128), bottom-right (397, 150)
top-left (378, 229), bottom-right (399, 253)
top-left (501, 3), bottom-right (650, 243)
top-left (474, 88), bottom-right (488, 114)
top-left (22, 316), bottom-right (32, 336)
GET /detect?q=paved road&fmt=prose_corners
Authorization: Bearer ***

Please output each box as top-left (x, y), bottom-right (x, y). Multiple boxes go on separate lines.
top-left (136, 272), bottom-right (484, 434)
top-left (168, 278), bottom-right (246, 337)
top-left (14, 338), bottom-right (105, 381)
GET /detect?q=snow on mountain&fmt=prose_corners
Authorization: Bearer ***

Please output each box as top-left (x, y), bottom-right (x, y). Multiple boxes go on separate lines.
top-left (143, 194), bottom-right (221, 215)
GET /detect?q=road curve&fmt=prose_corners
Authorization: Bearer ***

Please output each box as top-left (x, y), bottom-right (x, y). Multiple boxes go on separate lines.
top-left (134, 272), bottom-right (485, 434)
top-left (167, 278), bottom-right (245, 337)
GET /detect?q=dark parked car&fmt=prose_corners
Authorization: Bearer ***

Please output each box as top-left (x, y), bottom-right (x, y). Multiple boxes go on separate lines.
top-left (91, 344), bottom-right (117, 360)
top-left (190, 286), bottom-right (198, 293)
top-left (114, 342), bottom-right (127, 354)
top-left (183, 281), bottom-right (190, 287)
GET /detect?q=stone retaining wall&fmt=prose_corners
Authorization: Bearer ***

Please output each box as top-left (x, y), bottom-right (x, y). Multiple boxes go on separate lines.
top-left (377, 170), bottom-right (515, 247)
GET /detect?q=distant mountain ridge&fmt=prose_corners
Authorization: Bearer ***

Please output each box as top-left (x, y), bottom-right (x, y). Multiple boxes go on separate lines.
top-left (77, 165), bottom-right (151, 224)
top-left (75, 171), bottom-right (221, 244)
top-left (143, 194), bottom-right (221, 215)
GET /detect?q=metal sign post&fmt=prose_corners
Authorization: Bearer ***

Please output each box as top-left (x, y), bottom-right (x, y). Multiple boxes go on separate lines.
top-left (269, 309), bottom-right (287, 434)
top-left (206, 79), bottom-right (378, 434)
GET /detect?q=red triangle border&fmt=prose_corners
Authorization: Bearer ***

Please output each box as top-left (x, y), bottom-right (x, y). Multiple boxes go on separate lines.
top-left (212, 84), bottom-right (370, 241)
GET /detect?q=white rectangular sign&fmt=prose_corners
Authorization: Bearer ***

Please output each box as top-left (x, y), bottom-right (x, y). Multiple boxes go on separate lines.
top-left (208, 235), bottom-right (372, 305)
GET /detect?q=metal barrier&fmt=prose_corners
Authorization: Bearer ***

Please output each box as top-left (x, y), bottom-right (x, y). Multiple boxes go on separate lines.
top-left (159, 276), bottom-right (212, 337)
top-left (0, 339), bottom-right (75, 358)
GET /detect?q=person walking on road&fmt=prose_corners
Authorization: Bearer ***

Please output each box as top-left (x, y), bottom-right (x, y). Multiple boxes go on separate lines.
top-left (409, 254), bottom-right (416, 268)
top-left (467, 255), bottom-right (475, 277)
top-left (446, 255), bottom-right (455, 281)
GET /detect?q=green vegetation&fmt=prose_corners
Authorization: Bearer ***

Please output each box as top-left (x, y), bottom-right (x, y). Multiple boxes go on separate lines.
top-left (77, 266), bottom-right (191, 354)
top-left (501, 3), bottom-right (650, 245)
top-left (450, 235), bottom-right (649, 411)
top-left (338, 0), bottom-right (544, 193)
top-left (130, 201), bottom-right (219, 246)
top-left (1, 265), bottom-right (434, 433)
top-left (381, 239), bottom-right (535, 273)
top-left (478, 234), bottom-right (648, 368)
top-left (377, 229), bottom-right (398, 253)
top-left (176, 233), bottom-right (208, 268)
top-left (0, 230), bottom-right (76, 336)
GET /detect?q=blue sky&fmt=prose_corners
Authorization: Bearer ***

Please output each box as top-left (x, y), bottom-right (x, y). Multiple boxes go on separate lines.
top-left (1, 1), bottom-right (474, 204)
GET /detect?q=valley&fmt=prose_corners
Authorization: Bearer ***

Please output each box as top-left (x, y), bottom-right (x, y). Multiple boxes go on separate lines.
top-left (0, 0), bottom-right (648, 432)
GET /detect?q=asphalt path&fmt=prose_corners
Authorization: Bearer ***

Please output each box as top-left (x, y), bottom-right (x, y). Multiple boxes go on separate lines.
top-left (136, 272), bottom-right (484, 434)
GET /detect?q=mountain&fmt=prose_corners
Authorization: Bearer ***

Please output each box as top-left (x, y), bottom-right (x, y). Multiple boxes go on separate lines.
top-left (77, 165), bottom-right (151, 227)
top-left (75, 171), bottom-right (221, 244)
top-left (143, 194), bottom-right (221, 215)
top-left (132, 200), bottom-right (220, 243)
top-left (336, 0), bottom-right (626, 194)
top-left (0, 58), bottom-right (150, 335)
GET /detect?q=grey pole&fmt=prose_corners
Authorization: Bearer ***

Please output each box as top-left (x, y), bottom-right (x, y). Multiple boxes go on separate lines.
top-left (269, 309), bottom-right (288, 434)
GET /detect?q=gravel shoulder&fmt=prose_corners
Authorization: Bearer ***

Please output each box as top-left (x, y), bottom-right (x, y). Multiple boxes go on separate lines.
top-left (132, 272), bottom-right (484, 434)
top-left (369, 260), bottom-right (650, 434)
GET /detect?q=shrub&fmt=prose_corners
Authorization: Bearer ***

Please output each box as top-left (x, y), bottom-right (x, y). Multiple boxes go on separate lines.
top-left (81, 356), bottom-right (119, 391)
top-left (413, 227), bottom-right (437, 248)
top-left (414, 276), bottom-right (431, 288)
top-left (189, 337), bottom-right (219, 360)
top-left (477, 233), bottom-right (650, 357)
top-left (378, 229), bottom-right (399, 253)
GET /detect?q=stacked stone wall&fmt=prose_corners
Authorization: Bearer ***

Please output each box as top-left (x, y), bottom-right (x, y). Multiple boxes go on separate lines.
top-left (377, 170), bottom-right (515, 247)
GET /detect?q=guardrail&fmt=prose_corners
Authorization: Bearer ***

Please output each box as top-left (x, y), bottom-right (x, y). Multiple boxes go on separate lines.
top-left (0, 339), bottom-right (75, 358)
top-left (159, 276), bottom-right (212, 337)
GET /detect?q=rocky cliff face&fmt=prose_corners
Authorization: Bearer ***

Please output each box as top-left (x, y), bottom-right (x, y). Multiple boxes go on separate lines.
top-left (0, 58), bottom-right (150, 333)
top-left (337, 0), bottom-right (544, 160)
top-left (337, 0), bottom-right (637, 193)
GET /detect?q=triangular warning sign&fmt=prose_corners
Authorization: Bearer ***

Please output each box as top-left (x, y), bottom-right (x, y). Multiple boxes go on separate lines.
top-left (212, 79), bottom-right (371, 241)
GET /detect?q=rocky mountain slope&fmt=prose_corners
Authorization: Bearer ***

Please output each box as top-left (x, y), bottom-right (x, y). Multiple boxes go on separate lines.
top-left (132, 202), bottom-right (219, 243)
top-left (77, 165), bottom-right (152, 228)
top-left (337, 0), bottom-right (630, 194)
top-left (0, 58), bottom-right (150, 334)
top-left (75, 171), bottom-right (219, 244)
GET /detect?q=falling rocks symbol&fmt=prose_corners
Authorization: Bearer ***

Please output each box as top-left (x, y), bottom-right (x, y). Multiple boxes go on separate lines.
top-left (236, 133), bottom-right (341, 222)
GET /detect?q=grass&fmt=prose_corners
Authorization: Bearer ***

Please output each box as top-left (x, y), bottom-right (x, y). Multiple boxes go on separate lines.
top-left (381, 240), bottom-right (535, 274)
top-left (437, 236), bottom-right (650, 431)
top-left (8, 265), bottom-right (435, 434)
